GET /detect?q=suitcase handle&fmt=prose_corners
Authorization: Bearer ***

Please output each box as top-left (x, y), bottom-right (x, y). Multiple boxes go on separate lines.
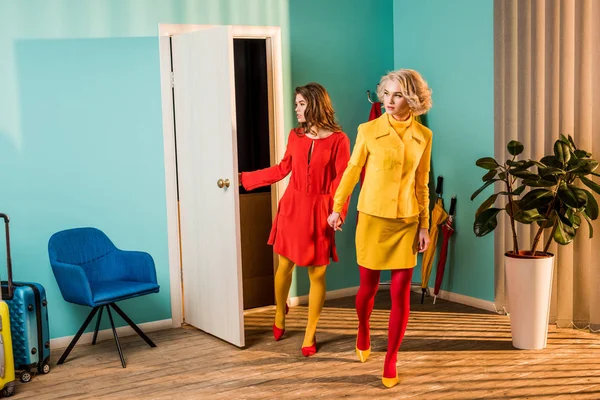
top-left (0, 314), bottom-right (4, 379)
top-left (0, 214), bottom-right (14, 300)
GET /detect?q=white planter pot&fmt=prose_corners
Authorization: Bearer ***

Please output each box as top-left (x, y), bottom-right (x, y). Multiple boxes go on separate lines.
top-left (505, 252), bottom-right (555, 350)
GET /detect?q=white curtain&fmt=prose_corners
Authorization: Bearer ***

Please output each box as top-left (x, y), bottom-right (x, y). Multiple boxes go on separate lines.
top-left (494, 0), bottom-right (600, 330)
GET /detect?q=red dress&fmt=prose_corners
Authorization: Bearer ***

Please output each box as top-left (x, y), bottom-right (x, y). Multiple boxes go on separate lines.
top-left (241, 129), bottom-right (351, 267)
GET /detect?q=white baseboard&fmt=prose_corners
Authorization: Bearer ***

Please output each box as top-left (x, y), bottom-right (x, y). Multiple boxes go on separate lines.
top-left (412, 286), bottom-right (497, 313)
top-left (289, 286), bottom-right (360, 306)
top-left (50, 289), bottom-right (493, 348)
top-left (290, 285), bottom-right (495, 313)
top-left (50, 319), bottom-right (173, 349)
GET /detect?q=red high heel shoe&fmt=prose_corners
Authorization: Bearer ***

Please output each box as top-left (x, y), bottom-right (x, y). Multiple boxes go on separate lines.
top-left (272, 304), bottom-right (290, 341)
top-left (301, 336), bottom-right (317, 357)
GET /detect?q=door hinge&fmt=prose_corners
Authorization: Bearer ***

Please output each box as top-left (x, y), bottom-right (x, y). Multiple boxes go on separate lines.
top-left (170, 71), bottom-right (175, 88)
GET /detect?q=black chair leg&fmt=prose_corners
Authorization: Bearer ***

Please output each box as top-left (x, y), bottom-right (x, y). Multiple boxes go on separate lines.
top-left (109, 303), bottom-right (157, 348)
top-left (91, 306), bottom-right (104, 345)
top-left (57, 306), bottom-right (100, 365)
top-left (106, 306), bottom-right (126, 368)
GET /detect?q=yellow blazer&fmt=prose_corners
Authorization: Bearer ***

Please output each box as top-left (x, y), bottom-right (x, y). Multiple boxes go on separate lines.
top-left (333, 113), bottom-right (432, 228)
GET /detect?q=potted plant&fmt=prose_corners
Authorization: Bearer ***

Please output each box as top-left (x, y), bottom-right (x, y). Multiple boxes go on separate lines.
top-left (471, 134), bottom-right (600, 349)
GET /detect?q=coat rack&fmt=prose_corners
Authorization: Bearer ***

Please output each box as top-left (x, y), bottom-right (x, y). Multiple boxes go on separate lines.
top-left (366, 90), bottom-right (375, 104)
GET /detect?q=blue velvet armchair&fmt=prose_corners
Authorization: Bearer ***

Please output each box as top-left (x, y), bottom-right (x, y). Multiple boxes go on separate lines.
top-left (48, 227), bottom-right (160, 368)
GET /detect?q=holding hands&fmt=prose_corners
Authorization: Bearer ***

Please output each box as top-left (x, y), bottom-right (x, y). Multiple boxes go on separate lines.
top-left (327, 212), bottom-right (343, 232)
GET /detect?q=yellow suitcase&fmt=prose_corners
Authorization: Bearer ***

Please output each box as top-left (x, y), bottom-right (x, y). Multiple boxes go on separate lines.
top-left (0, 301), bottom-right (16, 397)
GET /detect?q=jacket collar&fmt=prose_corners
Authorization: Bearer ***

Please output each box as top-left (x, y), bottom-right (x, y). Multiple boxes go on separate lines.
top-left (374, 113), bottom-right (424, 144)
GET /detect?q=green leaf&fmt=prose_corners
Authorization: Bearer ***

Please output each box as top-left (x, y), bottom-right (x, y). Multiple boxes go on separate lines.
top-left (507, 140), bottom-right (524, 156)
top-left (572, 213), bottom-right (582, 228)
top-left (499, 172), bottom-right (507, 180)
top-left (558, 210), bottom-right (572, 227)
top-left (559, 133), bottom-right (570, 144)
top-left (569, 159), bottom-right (599, 174)
top-left (512, 185), bottom-right (526, 196)
top-left (554, 216), bottom-right (575, 245)
top-left (519, 189), bottom-right (554, 210)
top-left (476, 157), bottom-right (500, 170)
top-left (476, 193), bottom-right (499, 217)
top-left (580, 176), bottom-right (600, 195)
top-left (554, 140), bottom-right (571, 164)
top-left (569, 185), bottom-right (588, 209)
top-left (558, 183), bottom-right (588, 209)
top-left (567, 209), bottom-right (581, 229)
top-left (538, 167), bottom-right (566, 179)
top-left (568, 153), bottom-right (583, 164)
top-left (567, 135), bottom-right (577, 150)
top-left (575, 149), bottom-right (591, 159)
top-left (522, 179), bottom-right (557, 187)
top-left (507, 160), bottom-right (535, 169)
top-left (516, 209), bottom-right (545, 224)
top-left (471, 179), bottom-right (497, 201)
top-left (536, 211), bottom-right (556, 228)
top-left (583, 189), bottom-right (599, 220)
top-left (581, 211), bottom-right (595, 239)
top-left (540, 155), bottom-right (562, 168)
top-left (473, 208), bottom-right (502, 237)
top-left (581, 159), bottom-right (599, 173)
top-left (482, 169), bottom-right (497, 182)
top-left (536, 203), bottom-right (553, 217)
top-left (510, 170), bottom-right (541, 180)
top-left (506, 200), bottom-right (545, 224)
top-left (537, 174), bottom-right (559, 184)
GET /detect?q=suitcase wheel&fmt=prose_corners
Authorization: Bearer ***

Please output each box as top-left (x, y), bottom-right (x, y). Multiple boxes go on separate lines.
top-left (39, 363), bottom-right (50, 374)
top-left (1, 385), bottom-right (15, 397)
top-left (19, 371), bottom-right (31, 383)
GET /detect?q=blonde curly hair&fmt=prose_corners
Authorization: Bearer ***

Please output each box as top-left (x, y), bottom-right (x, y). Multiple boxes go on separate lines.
top-left (376, 69), bottom-right (432, 116)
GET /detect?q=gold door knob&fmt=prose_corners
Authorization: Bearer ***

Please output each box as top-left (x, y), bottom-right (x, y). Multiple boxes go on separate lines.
top-left (217, 179), bottom-right (231, 188)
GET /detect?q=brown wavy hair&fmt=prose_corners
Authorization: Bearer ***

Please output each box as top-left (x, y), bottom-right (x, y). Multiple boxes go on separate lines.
top-left (295, 83), bottom-right (342, 135)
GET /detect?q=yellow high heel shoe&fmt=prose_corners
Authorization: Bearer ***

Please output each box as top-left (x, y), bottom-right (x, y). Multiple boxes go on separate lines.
top-left (382, 374), bottom-right (399, 388)
top-left (355, 342), bottom-right (371, 363)
top-left (355, 326), bottom-right (371, 362)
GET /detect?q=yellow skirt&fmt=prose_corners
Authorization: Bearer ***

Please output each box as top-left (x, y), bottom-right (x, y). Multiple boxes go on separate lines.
top-left (356, 212), bottom-right (419, 270)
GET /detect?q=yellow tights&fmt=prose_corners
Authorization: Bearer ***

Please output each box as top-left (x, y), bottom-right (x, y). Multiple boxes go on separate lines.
top-left (274, 255), bottom-right (327, 348)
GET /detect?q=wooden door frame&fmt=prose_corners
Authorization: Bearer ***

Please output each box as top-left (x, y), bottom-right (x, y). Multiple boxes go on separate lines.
top-left (158, 24), bottom-right (286, 328)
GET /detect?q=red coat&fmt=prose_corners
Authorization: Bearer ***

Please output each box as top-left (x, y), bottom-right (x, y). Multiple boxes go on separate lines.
top-left (241, 129), bottom-right (351, 266)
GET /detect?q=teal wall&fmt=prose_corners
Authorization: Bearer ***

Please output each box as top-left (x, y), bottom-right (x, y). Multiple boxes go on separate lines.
top-left (393, 0), bottom-right (495, 301)
top-left (288, 0), bottom-right (394, 297)
top-left (0, 0), bottom-right (292, 339)
top-left (0, 0), bottom-right (494, 341)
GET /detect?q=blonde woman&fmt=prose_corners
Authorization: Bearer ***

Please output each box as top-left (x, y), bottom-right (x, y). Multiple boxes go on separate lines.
top-left (327, 69), bottom-right (433, 388)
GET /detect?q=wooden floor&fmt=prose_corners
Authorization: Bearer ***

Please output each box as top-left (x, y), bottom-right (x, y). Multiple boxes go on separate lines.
top-left (11, 291), bottom-right (600, 399)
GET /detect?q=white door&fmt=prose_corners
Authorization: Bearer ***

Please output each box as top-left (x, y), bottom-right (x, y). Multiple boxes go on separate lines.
top-left (171, 27), bottom-right (244, 347)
